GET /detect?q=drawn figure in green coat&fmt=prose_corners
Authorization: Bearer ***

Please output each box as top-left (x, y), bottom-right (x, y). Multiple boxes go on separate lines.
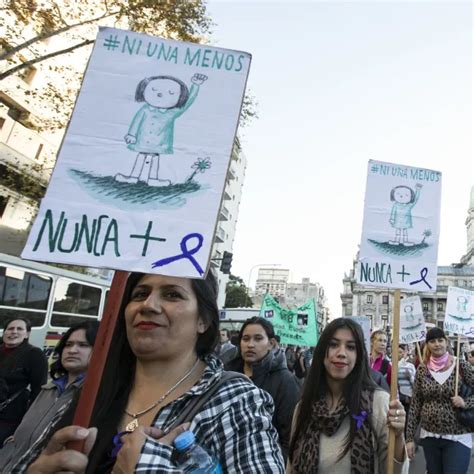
top-left (389, 183), bottom-right (422, 246)
top-left (457, 296), bottom-right (469, 314)
top-left (115, 73), bottom-right (208, 187)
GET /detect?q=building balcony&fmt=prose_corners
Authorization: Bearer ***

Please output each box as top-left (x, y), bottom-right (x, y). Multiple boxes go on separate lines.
top-left (0, 143), bottom-right (48, 181)
top-left (219, 205), bottom-right (230, 221)
top-left (227, 164), bottom-right (237, 180)
top-left (223, 188), bottom-right (232, 200)
top-left (215, 227), bottom-right (226, 243)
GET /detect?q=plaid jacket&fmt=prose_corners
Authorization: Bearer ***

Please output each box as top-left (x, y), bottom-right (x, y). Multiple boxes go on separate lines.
top-left (136, 355), bottom-right (285, 473)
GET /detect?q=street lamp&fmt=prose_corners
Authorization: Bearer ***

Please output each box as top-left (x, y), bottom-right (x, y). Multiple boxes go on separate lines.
top-left (247, 263), bottom-right (281, 298)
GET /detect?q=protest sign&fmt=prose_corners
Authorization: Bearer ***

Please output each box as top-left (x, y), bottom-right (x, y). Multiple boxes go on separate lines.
top-left (349, 316), bottom-right (371, 357)
top-left (399, 296), bottom-right (426, 344)
top-left (444, 286), bottom-right (474, 336)
top-left (357, 160), bottom-right (441, 292)
top-left (22, 27), bottom-right (251, 278)
top-left (260, 294), bottom-right (318, 346)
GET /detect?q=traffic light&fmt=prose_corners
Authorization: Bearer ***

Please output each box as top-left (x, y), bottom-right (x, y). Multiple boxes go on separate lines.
top-left (220, 251), bottom-right (233, 274)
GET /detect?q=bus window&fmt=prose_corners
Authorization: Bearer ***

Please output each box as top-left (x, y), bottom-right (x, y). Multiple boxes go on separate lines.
top-left (51, 278), bottom-right (101, 327)
top-left (0, 265), bottom-right (52, 327)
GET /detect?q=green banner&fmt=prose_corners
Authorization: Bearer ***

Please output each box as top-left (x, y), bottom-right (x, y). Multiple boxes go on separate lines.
top-left (259, 294), bottom-right (318, 346)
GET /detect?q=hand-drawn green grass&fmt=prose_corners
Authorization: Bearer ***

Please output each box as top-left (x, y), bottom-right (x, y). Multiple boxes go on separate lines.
top-left (69, 157), bottom-right (212, 209)
top-left (368, 239), bottom-right (429, 257)
top-left (69, 169), bottom-right (201, 207)
top-left (448, 313), bottom-right (474, 321)
top-left (401, 321), bottom-right (423, 330)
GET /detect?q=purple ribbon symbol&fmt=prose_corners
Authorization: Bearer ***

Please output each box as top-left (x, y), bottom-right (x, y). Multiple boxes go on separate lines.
top-left (352, 410), bottom-right (368, 430)
top-left (151, 233), bottom-right (204, 276)
top-left (409, 267), bottom-right (432, 290)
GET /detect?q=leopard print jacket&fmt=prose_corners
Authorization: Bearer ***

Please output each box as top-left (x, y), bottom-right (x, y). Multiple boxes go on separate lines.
top-left (406, 359), bottom-right (474, 442)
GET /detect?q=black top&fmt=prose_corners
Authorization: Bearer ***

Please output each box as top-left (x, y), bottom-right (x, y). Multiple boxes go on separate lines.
top-left (0, 341), bottom-right (48, 423)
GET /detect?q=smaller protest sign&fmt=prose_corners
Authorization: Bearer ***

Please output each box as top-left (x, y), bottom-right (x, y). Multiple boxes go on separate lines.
top-left (444, 286), bottom-right (474, 337)
top-left (357, 160), bottom-right (442, 292)
top-left (259, 294), bottom-right (318, 346)
top-left (399, 296), bottom-right (426, 344)
top-left (349, 316), bottom-right (371, 357)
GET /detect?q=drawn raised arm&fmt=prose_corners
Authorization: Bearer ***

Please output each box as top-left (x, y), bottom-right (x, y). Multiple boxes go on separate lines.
top-left (191, 73), bottom-right (208, 86)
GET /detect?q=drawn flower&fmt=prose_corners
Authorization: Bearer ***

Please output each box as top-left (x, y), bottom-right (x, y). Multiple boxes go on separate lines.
top-left (192, 158), bottom-right (211, 173)
top-left (187, 157), bottom-right (212, 182)
top-left (421, 229), bottom-right (432, 244)
top-left (352, 410), bottom-right (369, 430)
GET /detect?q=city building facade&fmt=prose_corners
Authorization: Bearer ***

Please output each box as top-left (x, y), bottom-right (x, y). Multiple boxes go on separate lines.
top-left (0, 10), bottom-right (94, 255)
top-left (254, 267), bottom-right (290, 298)
top-left (461, 187), bottom-right (474, 265)
top-left (210, 139), bottom-right (247, 307)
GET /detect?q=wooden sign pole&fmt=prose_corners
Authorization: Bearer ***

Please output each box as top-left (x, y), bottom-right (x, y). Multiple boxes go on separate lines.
top-left (416, 341), bottom-right (423, 366)
top-left (387, 289), bottom-right (401, 474)
top-left (68, 270), bottom-right (129, 451)
top-left (455, 334), bottom-right (461, 397)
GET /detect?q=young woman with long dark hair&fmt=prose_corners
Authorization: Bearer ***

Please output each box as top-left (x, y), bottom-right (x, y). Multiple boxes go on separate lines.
top-left (0, 321), bottom-right (99, 472)
top-left (26, 272), bottom-right (284, 473)
top-left (287, 318), bottom-right (408, 473)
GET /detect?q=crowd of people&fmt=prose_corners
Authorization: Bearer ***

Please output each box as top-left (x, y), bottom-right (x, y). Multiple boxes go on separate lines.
top-left (0, 270), bottom-right (471, 473)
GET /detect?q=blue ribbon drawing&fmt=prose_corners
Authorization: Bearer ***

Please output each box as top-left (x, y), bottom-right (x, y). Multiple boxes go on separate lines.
top-left (151, 233), bottom-right (204, 275)
top-left (352, 410), bottom-right (368, 430)
top-left (409, 267), bottom-right (432, 290)
top-left (464, 327), bottom-right (474, 336)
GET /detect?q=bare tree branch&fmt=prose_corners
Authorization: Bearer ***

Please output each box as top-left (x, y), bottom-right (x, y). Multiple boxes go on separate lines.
top-left (0, 11), bottom-right (116, 61)
top-left (51, 1), bottom-right (68, 27)
top-left (0, 39), bottom-right (94, 81)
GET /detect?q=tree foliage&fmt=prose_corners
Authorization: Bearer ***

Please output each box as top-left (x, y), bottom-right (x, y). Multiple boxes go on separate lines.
top-left (225, 274), bottom-right (253, 308)
top-left (0, 0), bottom-right (212, 79)
top-left (0, 0), bottom-right (256, 221)
top-left (0, 0), bottom-right (213, 128)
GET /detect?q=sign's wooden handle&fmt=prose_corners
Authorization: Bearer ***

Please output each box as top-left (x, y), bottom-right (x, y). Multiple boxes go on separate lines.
top-left (67, 271), bottom-right (129, 451)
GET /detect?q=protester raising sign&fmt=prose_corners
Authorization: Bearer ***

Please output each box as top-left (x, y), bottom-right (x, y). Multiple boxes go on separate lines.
top-left (357, 160), bottom-right (441, 292)
top-left (22, 27), bottom-right (251, 278)
top-left (444, 286), bottom-right (474, 336)
top-left (399, 296), bottom-right (426, 344)
top-left (259, 294), bottom-right (318, 346)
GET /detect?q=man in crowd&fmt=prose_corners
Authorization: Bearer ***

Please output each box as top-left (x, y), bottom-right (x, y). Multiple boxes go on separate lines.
top-left (217, 328), bottom-right (238, 365)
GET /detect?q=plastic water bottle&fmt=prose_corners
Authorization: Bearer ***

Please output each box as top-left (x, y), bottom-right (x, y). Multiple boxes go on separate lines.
top-left (174, 430), bottom-right (223, 473)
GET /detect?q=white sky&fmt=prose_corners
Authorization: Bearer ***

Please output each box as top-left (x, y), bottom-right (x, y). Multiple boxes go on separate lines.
top-left (207, 1), bottom-right (473, 316)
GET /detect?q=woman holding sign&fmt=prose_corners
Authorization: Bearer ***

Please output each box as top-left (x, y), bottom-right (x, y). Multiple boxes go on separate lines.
top-left (26, 272), bottom-right (285, 473)
top-left (225, 317), bottom-right (301, 462)
top-left (406, 327), bottom-right (474, 474)
top-left (287, 318), bottom-right (408, 473)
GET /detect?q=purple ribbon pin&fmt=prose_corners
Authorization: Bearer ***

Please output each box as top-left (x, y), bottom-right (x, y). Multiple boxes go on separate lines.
top-left (352, 410), bottom-right (368, 430)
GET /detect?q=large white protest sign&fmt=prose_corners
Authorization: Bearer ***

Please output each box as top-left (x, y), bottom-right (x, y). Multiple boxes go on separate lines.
top-left (357, 160), bottom-right (441, 291)
top-left (444, 286), bottom-right (474, 336)
top-left (22, 27), bottom-right (251, 277)
top-left (399, 296), bottom-right (426, 344)
top-left (349, 316), bottom-right (371, 357)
